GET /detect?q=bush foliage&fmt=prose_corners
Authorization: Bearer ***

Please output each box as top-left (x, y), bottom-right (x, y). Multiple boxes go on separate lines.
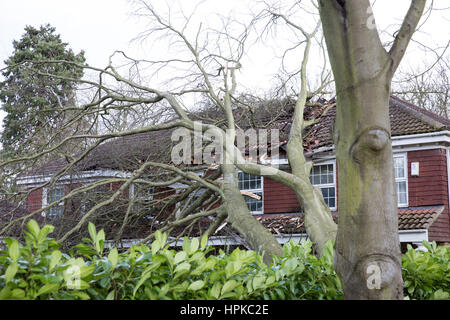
top-left (0, 220), bottom-right (448, 300)
top-left (402, 242), bottom-right (449, 300)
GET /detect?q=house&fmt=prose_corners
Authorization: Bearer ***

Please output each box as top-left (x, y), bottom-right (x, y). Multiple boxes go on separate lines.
top-left (3, 95), bottom-right (450, 250)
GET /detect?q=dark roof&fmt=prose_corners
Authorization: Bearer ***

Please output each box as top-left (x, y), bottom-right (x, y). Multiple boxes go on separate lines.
top-left (22, 130), bottom-right (175, 177)
top-left (301, 96), bottom-right (449, 152)
top-left (256, 205), bottom-right (445, 234)
top-left (389, 96), bottom-right (449, 136)
top-left (21, 96), bottom-right (449, 177)
top-left (256, 213), bottom-right (338, 235)
top-left (397, 205), bottom-right (445, 230)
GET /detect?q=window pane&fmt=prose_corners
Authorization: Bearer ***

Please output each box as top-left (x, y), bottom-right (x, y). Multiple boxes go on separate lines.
top-left (48, 188), bottom-right (64, 203)
top-left (328, 198), bottom-right (336, 208)
top-left (48, 187), bottom-right (64, 217)
top-left (255, 178), bottom-right (261, 189)
top-left (313, 166), bottom-right (320, 175)
top-left (320, 187), bottom-right (336, 209)
top-left (310, 164), bottom-right (335, 186)
top-left (396, 181), bottom-right (407, 205)
top-left (329, 187), bottom-right (335, 197)
top-left (313, 175), bottom-right (320, 185)
top-left (394, 157), bottom-right (405, 178)
top-left (397, 181), bottom-right (406, 193)
top-left (244, 192), bottom-right (262, 213)
top-left (327, 174), bottom-right (334, 184)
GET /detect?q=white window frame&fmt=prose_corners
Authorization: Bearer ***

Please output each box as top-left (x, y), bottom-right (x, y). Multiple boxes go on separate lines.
top-left (393, 153), bottom-right (409, 207)
top-left (42, 186), bottom-right (65, 218)
top-left (238, 171), bottom-right (264, 215)
top-left (310, 160), bottom-right (337, 211)
top-left (129, 182), bottom-right (154, 202)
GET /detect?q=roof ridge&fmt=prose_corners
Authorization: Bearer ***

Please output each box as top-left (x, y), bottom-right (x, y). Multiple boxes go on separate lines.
top-left (390, 95), bottom-right (450, 129)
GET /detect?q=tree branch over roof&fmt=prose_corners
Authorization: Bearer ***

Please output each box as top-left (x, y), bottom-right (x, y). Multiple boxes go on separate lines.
top-left (388, 0), bottom-right (427, 77)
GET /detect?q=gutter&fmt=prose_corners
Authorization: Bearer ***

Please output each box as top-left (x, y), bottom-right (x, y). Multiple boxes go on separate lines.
top-left (391, 130), bottom-right (450, 148)
top-left (16, 169), bottom-right (133, 186)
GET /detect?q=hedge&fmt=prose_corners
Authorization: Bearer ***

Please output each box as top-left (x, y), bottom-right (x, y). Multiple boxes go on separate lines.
top-left (0, 220), bottom-right (448, 300)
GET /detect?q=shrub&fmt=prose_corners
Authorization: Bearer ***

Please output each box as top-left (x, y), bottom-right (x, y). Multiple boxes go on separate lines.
top-left (0, 220), bottom-right (448, 300)
top-left (0, 220), bottom-right (342, 300)
top-left (402, 241), bottom-right (449, 300)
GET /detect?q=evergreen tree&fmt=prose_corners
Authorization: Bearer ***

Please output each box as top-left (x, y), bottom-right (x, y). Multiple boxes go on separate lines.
top-left (0, 24), bottom-right (86, 157)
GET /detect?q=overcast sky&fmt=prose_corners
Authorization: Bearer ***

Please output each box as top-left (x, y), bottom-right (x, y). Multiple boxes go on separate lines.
top-left (0, 0), bottom-right (449, 130)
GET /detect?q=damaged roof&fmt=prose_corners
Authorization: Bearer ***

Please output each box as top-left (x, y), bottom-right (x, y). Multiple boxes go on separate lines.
top-left (255, 205), bottom-right (445, 234)
top-left (20, 95), bottom-right (449, 177)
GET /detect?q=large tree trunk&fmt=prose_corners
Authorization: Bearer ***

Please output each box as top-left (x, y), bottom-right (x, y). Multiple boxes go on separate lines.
top-left (318, 0), bottom-right (426, 299)
top-left (334, 78), bottom-right (403, 299)
top-left (221, 162), bottom-right (283, 264)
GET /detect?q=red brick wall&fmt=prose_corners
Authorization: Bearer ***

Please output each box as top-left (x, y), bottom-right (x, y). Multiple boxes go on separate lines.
top-left (263, 177), bottom-right (300, 213)
top-left (26, 188), bottom-right (42, 212)
top-left (407, 148), bottom-right (450, 242)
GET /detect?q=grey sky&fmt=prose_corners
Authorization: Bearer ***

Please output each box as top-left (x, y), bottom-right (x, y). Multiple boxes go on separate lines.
top-left (0, 0), bottom-right (448, 131)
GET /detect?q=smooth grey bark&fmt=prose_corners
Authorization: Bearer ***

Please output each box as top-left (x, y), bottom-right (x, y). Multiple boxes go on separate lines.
top-left (234, 19), bottom-right (337, 257)
top-left (318, 0), bottom-right (426, 299)
top-left (221, 162), bottom-right (283, 264)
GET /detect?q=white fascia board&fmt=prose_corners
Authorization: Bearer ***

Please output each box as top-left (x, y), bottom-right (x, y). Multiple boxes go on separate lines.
top-left (398, 229), bottom-right (428, 243)
top-left (391, 131), bottom-right (450, 149)
top-left (105, 234), bottom-right (310, 249)
top-left (16, 169), bottom-right (132, 186)
top-left (105, 230), bottom-right (428, 249)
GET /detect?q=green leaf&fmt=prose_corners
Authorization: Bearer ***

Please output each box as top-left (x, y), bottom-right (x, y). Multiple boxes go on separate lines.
top-left (225, 261), bottom-right (242, 278)
top-left (210, 282), bottom-right (221, 299)
top-left (174, 251), bottom-right (187, 264)
top-left (200, 233), bottom-right (208, 250)
top-left (38, 225), bottom-right (54, 244)
top-left (182, 237), bottom-right (190, 254)
top-left (96, 229), bottom-right (105, 254)
top-left (265, 275), bottom-right (276, 286)
top-left (11, 288), bottom-right (25, 300)
top-left (133, 272), bottom-right (152, 297)
top-left (72, 291), bottom-right (91, 300)
top-left (79, 264), bottom-right (95, 278)
top-left (174, 262), bottom-right (191, 275)
top-left (432, 289), bottom-right (449, 300)
top-left (158, 284), bottom-right (170, 298)
top-left (77, 280), bottom-right (91, 290)
top-left (190, 237), bottom-right (199, 254)
top-left (5, 262), bottom-right (18, 283)
top-left (8, 239), bottom-right (20, 262)
top-left (154, 230), bottom-right (167, 249)
top-left (108, 248), bottom-right (118, 268)
top-left (88, 222), bottom-right (96, 243)
top-left (422, 241), bottom-right (433, 252)
top-left (106, 290), bottom-right (115, 300)
top-left (252, 275), bottom-right (266, 290)
top-left (27, 219), bottom-right (40, 239)
top-left (36, 283), bottom-right (60, 297)
top-left (221, 280), bottom-right (239, 297)
top-left (151, 239), bottom-right (161, 255)
top-left (188, 280), bottom-right (205, 291)
top-left (49, 250), bottom-right (62, 271)
top-left (0, 286), bottom-right (12, 300)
